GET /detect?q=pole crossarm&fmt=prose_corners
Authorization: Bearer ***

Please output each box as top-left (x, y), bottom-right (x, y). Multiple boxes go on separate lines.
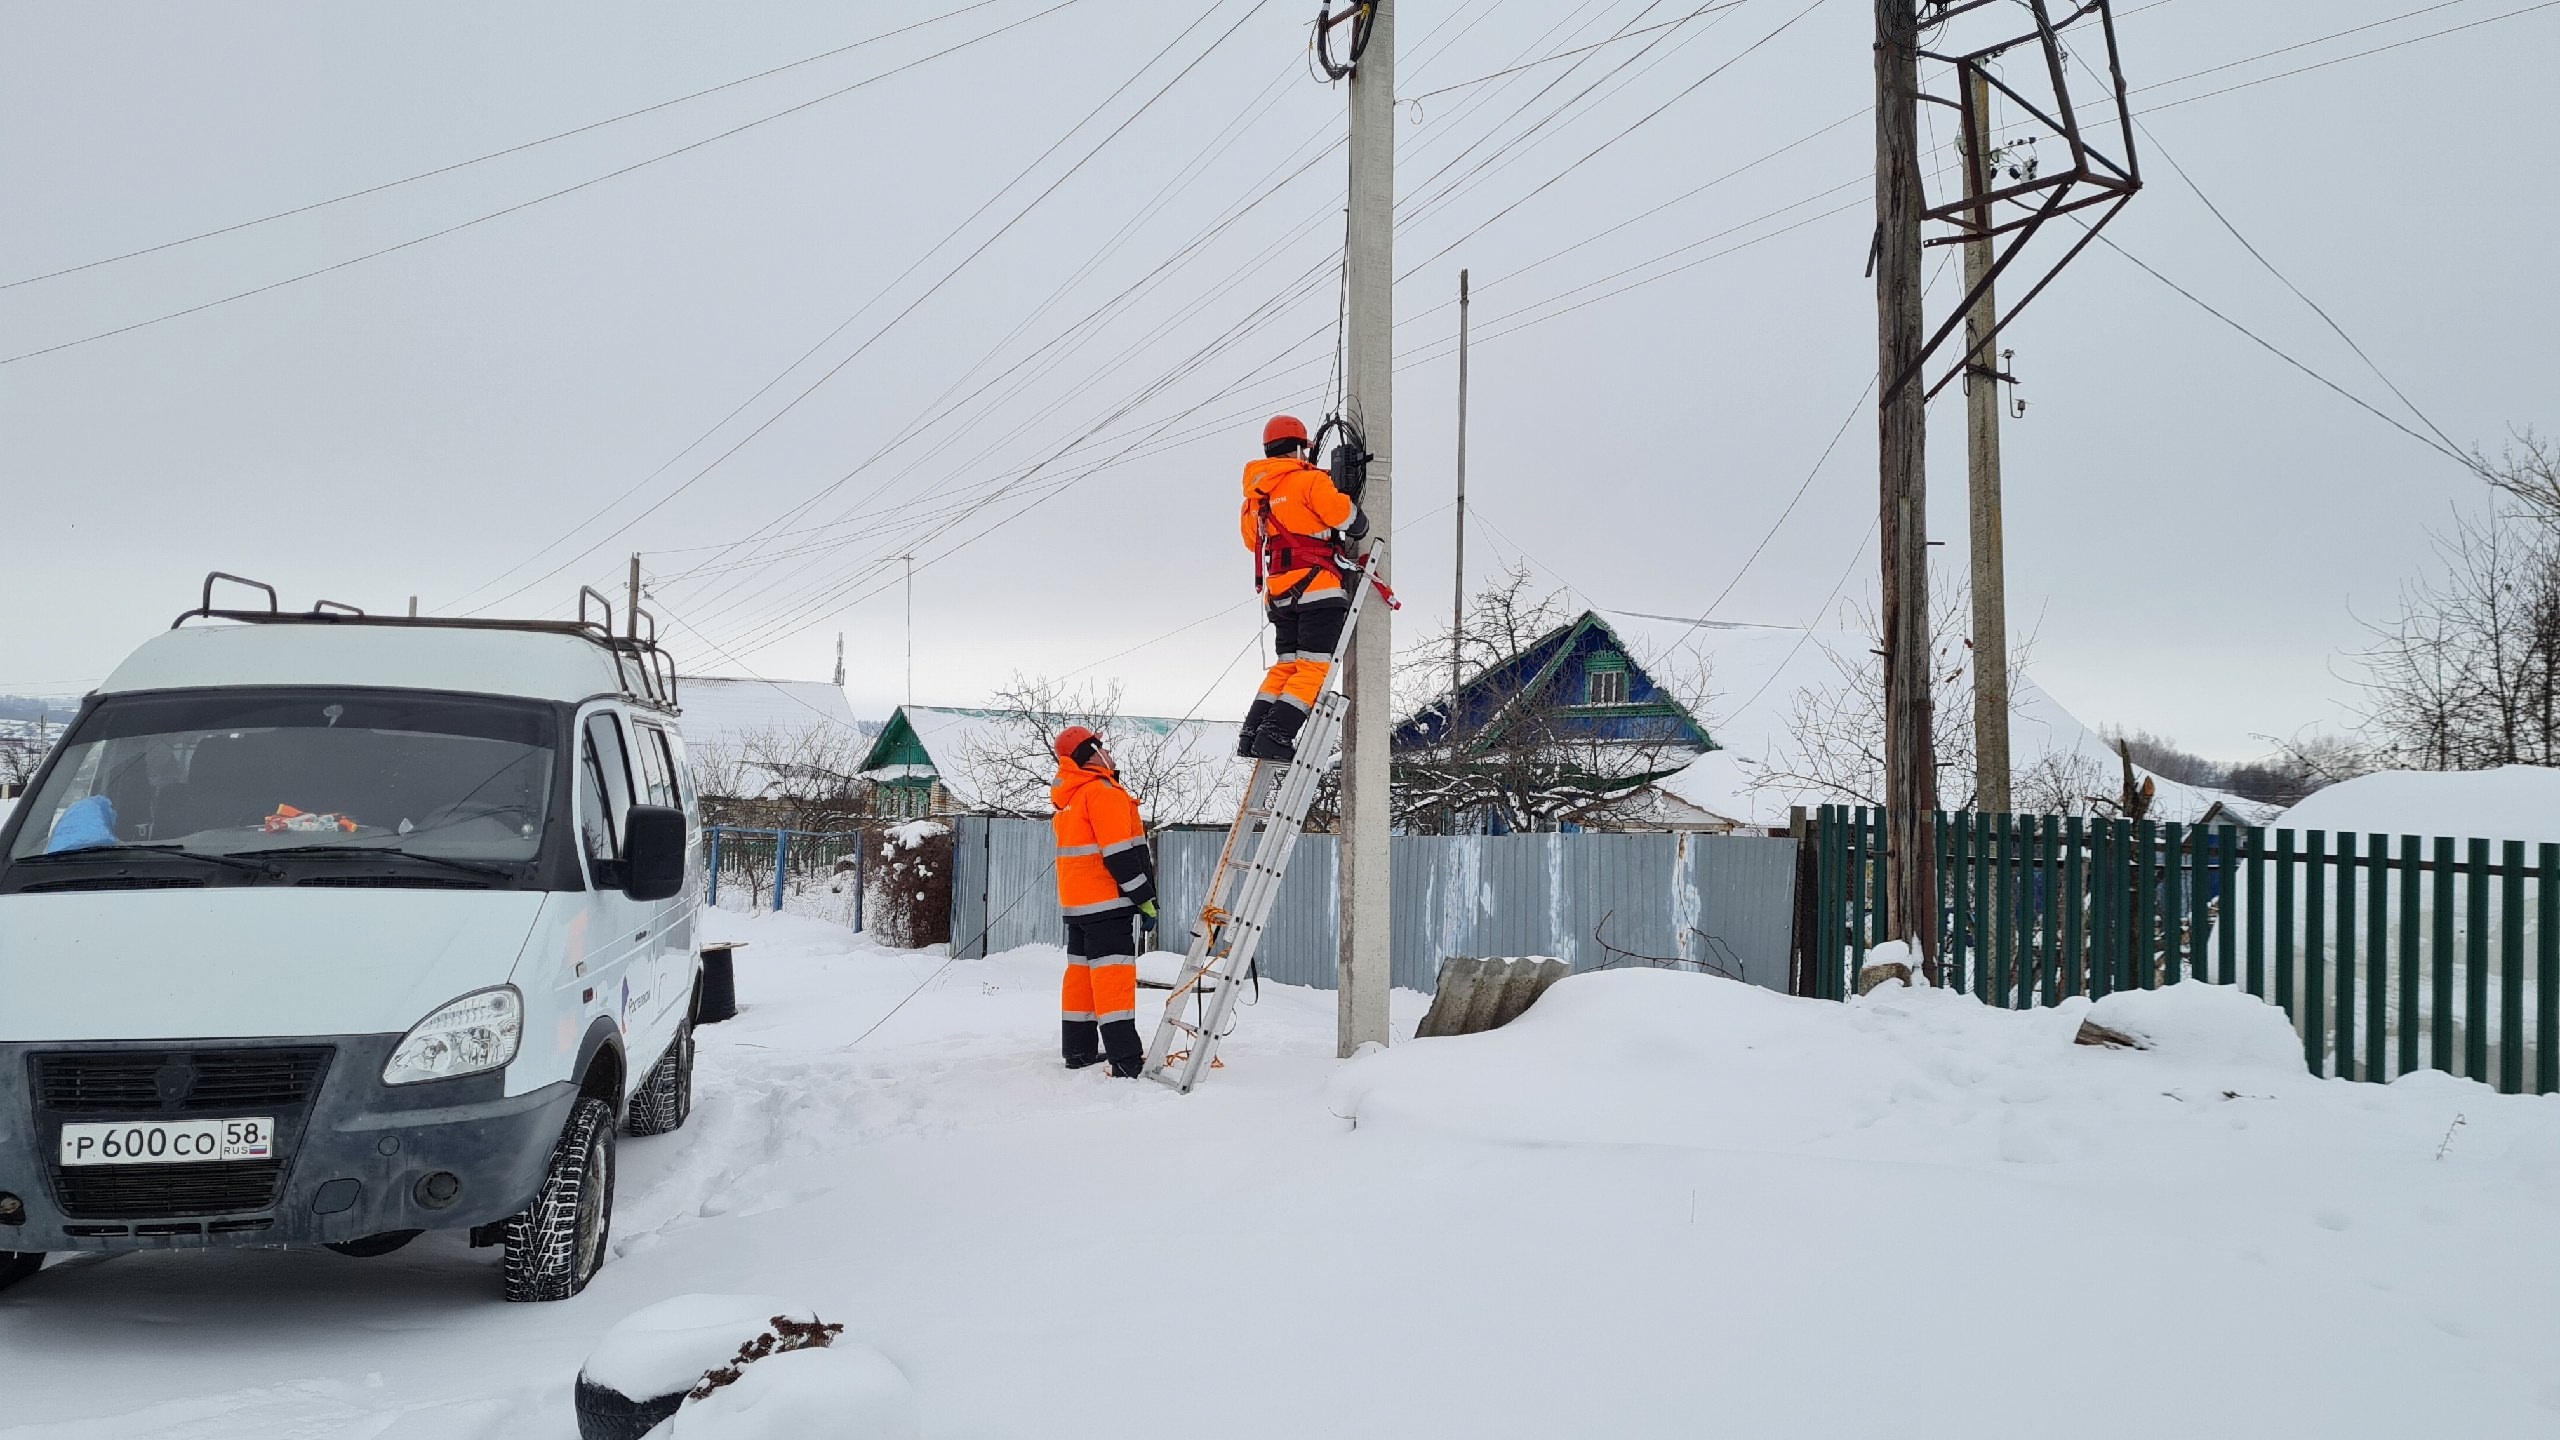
top-left (1884, 0), bottom-right (2142, 403)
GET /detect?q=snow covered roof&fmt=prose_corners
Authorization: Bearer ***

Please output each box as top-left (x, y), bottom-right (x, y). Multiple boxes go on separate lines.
top-left (674, 674), bottom-right (870, 753)
top-left (862, 705), bottom-right (1246, 822)
top-left (2275, 765), bottom-right (2560, 847)
top-left (1589, 610), bottom-right (2267, 830)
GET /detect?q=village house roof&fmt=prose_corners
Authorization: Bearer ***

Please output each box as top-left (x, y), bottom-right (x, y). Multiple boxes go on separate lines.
top-left (858, 705), bottom-right (1247, 822)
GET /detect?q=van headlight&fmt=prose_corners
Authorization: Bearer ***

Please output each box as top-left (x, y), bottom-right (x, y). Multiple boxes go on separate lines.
top-left (383, 986), bottom-right (523, 1085)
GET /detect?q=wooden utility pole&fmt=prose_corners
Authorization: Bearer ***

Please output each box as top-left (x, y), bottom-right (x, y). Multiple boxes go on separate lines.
top-left (1874, 0), bottom-right (1938, 967)
top-left (1962, 69), bottom-right (2011, 816)
top-left (1450, 267), bottom-right (1469, 706)
top-left (1338, 0), bottom-right (1394, 1055)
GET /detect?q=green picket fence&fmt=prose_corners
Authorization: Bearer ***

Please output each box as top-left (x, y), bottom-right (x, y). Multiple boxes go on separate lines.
top-left (1811, 806), bottom-right (2560, 1095)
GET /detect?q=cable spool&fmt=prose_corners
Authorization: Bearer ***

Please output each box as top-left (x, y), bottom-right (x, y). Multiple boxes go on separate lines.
top-left (1310, 414), bottom-right (1370, 503)
top-left (1311, 2), bottom-right (1376, 82)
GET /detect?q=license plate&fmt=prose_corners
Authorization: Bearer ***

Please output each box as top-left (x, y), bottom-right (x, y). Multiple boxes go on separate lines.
top-left (58, 1117), bottom-right (274, 1166)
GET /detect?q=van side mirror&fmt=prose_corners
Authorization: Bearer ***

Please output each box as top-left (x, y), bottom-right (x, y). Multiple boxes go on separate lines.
top-left (622, 805), bottom-right (686, 902)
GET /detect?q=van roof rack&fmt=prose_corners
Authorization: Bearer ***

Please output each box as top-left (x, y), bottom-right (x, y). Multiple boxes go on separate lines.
top-left (171, 571), bottom-right (681, 711)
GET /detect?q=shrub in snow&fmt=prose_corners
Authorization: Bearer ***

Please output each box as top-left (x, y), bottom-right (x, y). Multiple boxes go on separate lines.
top-left (864, 823), bottom-right (952, 949)
top-left (2084, 983), bottom-right (2307, 1074)
top-left (575, 1294), bottom-right (826, 1440)
top-left (660, 1342), bottom-right (918, 1440)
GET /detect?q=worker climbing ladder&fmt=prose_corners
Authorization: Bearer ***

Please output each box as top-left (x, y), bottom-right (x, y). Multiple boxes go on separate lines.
top-left (1144, 540), bottom-right (1392, 1092)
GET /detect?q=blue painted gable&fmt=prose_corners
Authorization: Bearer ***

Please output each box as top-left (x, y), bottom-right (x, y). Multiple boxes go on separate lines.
top-left (1393, 612), bottom-right (1713, 755)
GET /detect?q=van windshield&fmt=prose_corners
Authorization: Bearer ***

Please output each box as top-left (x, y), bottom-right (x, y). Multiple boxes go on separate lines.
top-left (6, 690), bottom-right (557, 866)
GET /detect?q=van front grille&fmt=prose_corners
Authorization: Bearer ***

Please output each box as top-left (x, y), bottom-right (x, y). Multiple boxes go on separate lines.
top-left (33, 1047), bottom-right (333, 1114)
top-left (52, 1160), bottom-right (283, 1219)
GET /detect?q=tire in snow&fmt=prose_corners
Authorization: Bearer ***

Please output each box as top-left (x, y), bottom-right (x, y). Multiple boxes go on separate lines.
top-left (503, 1095), bottom-right (616, 1303)
top-left (624, 1021), bottom-right (694, 1137)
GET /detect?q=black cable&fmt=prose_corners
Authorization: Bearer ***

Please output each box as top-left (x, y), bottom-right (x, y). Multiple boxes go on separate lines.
top-left (0, 0), bottom-right (1014, 292)
top-left (0, 0), bottom-right (1095, 369)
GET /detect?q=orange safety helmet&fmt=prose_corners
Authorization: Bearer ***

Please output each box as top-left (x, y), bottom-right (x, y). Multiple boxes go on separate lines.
top-left (1262, 415), bottom-right (1309, 451)
top-left (1054, 725), bottom-right (1102, 762)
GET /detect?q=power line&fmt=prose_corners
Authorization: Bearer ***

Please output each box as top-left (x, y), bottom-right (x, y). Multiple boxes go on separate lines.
top-left (0, 0), bottom-right (1093, 368)
top-left (0, 0), bottom-right (1015, 292)
top-left (2143, 0), bottom-right (2560, 113)
top-left (460, 0), bottom-right (1269, 616)
top-left (1404, 0), bottom-right (1754, 103)
top-left (1401, 0), bottom-right (1834, 279)
top-left (2132, 119), bottom-right (2475, 468)
top-left (2088, 230), bottom-right (2477, 471)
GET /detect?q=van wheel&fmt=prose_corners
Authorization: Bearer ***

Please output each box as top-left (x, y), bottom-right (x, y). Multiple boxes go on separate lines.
top-left (625, 1021), bottom-right (694, 1137)
top-left (501, 1097), bottom-right (616, 1303)
top-left (0, 1252), bottom-right (42, 1293)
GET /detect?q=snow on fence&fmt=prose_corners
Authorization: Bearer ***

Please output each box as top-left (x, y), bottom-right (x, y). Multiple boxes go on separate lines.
top-left (949, 815), bottom-right (1800, 993)
top-left (1812, 805), bottom-right (2560, 1094)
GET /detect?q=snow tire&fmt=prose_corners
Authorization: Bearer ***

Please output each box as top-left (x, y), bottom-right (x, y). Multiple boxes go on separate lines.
top-left (0, 1251), bottom-right (42, 1293)
top-left (501, 1095), bottom-right (616, 1303)
top-left (624, 1021), bottom-right (694, 1137)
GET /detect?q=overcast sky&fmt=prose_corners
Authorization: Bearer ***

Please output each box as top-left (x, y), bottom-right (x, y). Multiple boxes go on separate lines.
top-left (5, 0), bottom-right (2553, 759)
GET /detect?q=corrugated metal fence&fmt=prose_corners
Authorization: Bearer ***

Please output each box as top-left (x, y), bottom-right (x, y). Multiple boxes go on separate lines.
top-left (953, 815), bottom-right (1799, 993)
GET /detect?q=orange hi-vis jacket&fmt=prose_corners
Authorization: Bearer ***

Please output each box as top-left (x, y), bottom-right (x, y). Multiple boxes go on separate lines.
top-left (1050, 756), bottom-right (1156, 920)
top-left (1240, 456), bottom-right (1359, 604)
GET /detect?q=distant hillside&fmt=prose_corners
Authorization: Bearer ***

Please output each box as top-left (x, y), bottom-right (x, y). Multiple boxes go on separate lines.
top-left (0, 695), bottom-right (78, 726)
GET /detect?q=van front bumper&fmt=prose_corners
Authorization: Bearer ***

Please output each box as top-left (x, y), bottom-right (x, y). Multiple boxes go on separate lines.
top-left (0, 1035), bottom-right (578, 1252)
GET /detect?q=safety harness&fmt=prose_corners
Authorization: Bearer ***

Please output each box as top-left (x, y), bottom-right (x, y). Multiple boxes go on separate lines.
top-left (1251, 461), bottom-right (1398, 609)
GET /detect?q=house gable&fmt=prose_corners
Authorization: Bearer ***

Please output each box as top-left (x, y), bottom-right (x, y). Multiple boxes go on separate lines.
top-left (1394, 611), bottom-right (1715, 758)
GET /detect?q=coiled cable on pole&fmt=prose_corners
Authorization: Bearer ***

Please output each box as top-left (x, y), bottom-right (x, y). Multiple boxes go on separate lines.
top-left (1310, 1), bottom-right (1377, 82)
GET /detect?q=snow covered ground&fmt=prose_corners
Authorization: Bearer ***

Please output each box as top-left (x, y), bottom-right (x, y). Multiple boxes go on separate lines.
top-left (5, 913), bottom-right (2559, 1437)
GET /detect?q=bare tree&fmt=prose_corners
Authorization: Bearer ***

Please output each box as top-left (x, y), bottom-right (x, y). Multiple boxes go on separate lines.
top-left (1388, 564), bottom-right (1710, 834)
top-left (2357, 433), bottom-right (2560, 770)
top-left (691, 723), bottom-right (876, 830)
top-left (1748, 573), bottom-right (1996, 811)
top-left (964, 674), bottom-right (1230, 825)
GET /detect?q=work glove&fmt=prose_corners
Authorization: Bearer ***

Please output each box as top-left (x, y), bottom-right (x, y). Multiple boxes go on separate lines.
top-left (1138, 899), bottom-right (1160, 940)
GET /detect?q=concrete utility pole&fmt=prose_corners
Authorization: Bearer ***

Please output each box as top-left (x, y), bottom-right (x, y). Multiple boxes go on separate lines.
top-left (1338, 0), bottom-right (1394, 1056)
top-left (1450, 266), bottom-right (1469, 708)
top-left (1874, 0), bottom-right (1938, 967)
top-left (626, 554), bottom-right (642, 638)
top-left (1961, 69), bottom-right (2011, 816)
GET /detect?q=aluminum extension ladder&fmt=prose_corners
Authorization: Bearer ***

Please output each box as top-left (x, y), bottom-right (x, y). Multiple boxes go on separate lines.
top-left (1144, 541), bottom-right (1391, 1092)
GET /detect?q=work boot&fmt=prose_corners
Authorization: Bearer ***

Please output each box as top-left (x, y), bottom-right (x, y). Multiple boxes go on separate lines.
top-left (1250, 705), bottom-right (1307, 762)
top-left (1062, 1019), bottom-right (1104, 1070)
top-left (1236, 698), bottom-right (1274, 757)
top-left (1100, 1019), bottom-right (1145, 1079)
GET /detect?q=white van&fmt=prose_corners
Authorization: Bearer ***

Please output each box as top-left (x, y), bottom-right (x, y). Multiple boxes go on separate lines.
top-left (0, 577), bottom-right (703, 1301)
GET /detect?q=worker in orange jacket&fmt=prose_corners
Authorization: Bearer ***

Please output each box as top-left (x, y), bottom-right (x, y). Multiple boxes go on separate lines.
top-left (1237, 415), bottom-right (1366, 762)
top-left (1050, 726), bottom-right (1157, 1077)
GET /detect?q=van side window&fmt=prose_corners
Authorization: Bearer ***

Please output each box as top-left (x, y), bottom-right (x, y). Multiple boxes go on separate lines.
top-left (580, 713), bottom-right (634, 866)
top-left (632, 723), bottom-right (677, 808)
top-left (660, 730), bottom-right (694, 809)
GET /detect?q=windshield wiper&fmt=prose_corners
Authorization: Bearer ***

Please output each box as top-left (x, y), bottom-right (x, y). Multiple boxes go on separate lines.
top-left (256, 844), bottom-right (516, 880)
top-left (16, 844), bottom-right (281, 877)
